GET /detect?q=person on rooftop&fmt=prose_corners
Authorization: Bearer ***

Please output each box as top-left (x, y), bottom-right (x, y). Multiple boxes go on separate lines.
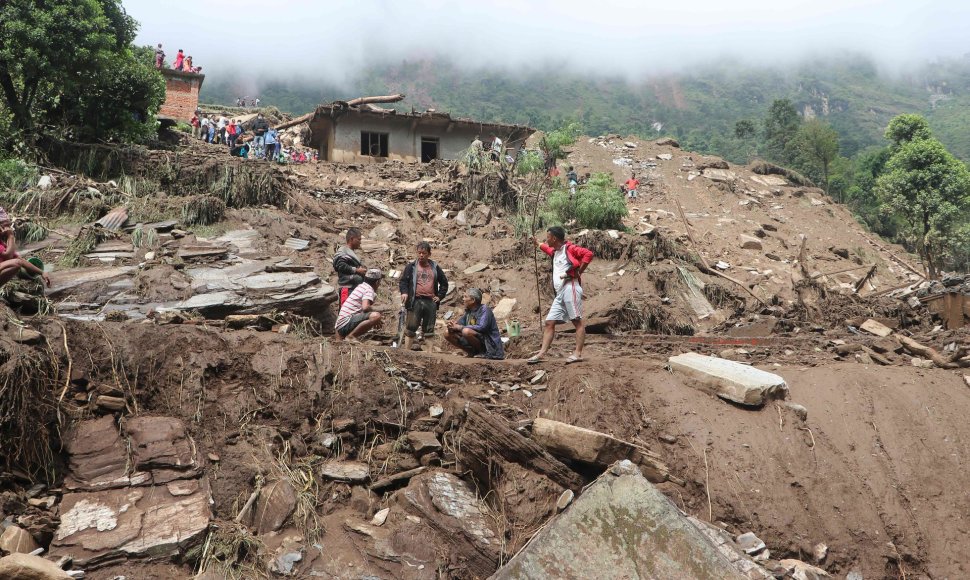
top-left (172, 49), bottom-right (184, 71)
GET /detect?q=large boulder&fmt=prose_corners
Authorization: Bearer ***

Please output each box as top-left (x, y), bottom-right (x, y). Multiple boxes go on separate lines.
top-left (0, 553), bottom-right (71, 580)
top-left (668, 353), bottom-right (789, 406)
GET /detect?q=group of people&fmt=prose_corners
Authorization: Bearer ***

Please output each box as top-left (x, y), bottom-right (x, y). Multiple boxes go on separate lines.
top-left (154, 45), bottom-right (201, 73)
top-left (330, 226), bottom-right (592, 363)
top-left (470, 133), bottom-right (509, 163)
top-left (0, 207), bottom-right (50, 290)
top-left (236, 97), bottom-right (260, 108)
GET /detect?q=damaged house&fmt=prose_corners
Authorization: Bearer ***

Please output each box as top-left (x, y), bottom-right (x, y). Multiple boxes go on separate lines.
top-left (308, 97), bottom-right (534, 163)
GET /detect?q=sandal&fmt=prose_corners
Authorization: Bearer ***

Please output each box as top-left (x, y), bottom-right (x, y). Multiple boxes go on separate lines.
top-left (565, 355), bottom-right (583, 364)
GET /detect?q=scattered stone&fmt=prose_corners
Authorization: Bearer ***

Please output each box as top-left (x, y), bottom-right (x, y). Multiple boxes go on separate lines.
top-left (369, 222), bottom-right (398, 241)
top-left (369, 466), bottom-right (427, 492)
top-left (735, 531), bottom-right (766, 555)
top-left (268, 537), bottom-right (303, 576)
top-left (251, 479), bottom-right (297, 534)
top-left (371, 507), bottom-right (390, 526)
top-left (0, 525), bottom-right (40, 554)
top-left (784, 402), bottom-right (809, 421)
top-left (207, 453), bottom-right (220, 462)
top-left (0, 553), bottom-right (72, 579)
top-left (94, 395), bottom-right (125, 412)
top-left (810, 198), bottom-right (826, 206)
top-left (455, 201), bottom-right (492, 227)
top-left (556, 489), bottom-right (574, 511)
top-left (12, 328), bottom-right (44, 345)
top-left (37, 175), bottom-right (53, 190)
top-left (320, 461), bottom-right (369, 483)
top-left (463, 263), bottom-right (490, 275)
top-left (283, 238), bottom-right (309, 251)
top-left (719, 348), bottom-right (739, 361)
top-left (126, 416), bottom-right (199, 475)
top-left (363, 198), bottom-right (401, 221)
top-left (655, 137), bottom-right (680, 147)
top-left (407, 432), bottom-right (442, 456)
top-left (668, 352), bottom-right (789, 406)
top-left (703, 168), bottom-right (737, 182)
top-left (715, 260), bottom-right (730, 270)
top-left (27, 497), bottom-right (56, 509)
top-left (607, 229), bottom-right (621, 239)
top-left (659, 434), bottom-right (678, 444)
top-left (855, 352), bottom-right (874, 365)
top-left (813, 542), bottom-right (827, 563)
top-left (656, 153), bottom-right (673, 160)
top-left (493, 460), bottom-right (749, 579)
top-left (492, 298), bottom-right (517, 320)
top-left (778, 558), bottom-right (831, 579)
top-left (911, 357), bottom-right (935, 369)
top-left (624, 142), bottom-right (637, 148)
top-left (860, 319), bottom-right (893, 337)
top-left (739, 235), bottom-right (763, 250)
top-left (428, 404), bottom-right (444, 418)
top-left (688, 516), bottom-right (773, 579)
top-left (846, 571), bottom-right (863, 580)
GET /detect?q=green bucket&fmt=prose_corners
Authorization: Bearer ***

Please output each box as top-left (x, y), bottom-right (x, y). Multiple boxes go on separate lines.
top-left (26, 256), bottom-right (44, 276)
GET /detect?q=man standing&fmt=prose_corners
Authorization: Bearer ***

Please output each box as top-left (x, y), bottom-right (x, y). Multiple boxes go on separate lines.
top-left (334, 269), bottom-right (383, 342)
top-left (528, 226), bottom-right (593, 364)
top-left (190, 113), bottom-right (200, 139)
top-left (154, 43), bottom-right (165, 68)
top-left (489, 133), bottom-right (503, 161)
top-left (333, 228), bottom-right (367, 308)
top-left (265, 127), bottom-right (279, 161)
top-left (624, 172), bottom-right (640, 199)
top-left (252, 113), bottom-right (269, 156)
top-left (399, 242), bottom-right (448, 351)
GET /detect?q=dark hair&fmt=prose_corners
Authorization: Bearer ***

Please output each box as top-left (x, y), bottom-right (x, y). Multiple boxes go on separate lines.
top-left (568, 166), bottom-right (574, 171)
top-left (416, 241), bottom-right (432, 253)
top-left (346, 227), bottom-right (361, 241)
top-left (547, 226), bottom-right (566, 241)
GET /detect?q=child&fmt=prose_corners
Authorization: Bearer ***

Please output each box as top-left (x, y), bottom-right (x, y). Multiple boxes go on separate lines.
top-left (0, 208), bottom-right (50, 288)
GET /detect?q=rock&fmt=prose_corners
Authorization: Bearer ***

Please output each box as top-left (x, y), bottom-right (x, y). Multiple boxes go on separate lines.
top-left (251, 479), bottom-right (297, 534)
top-left (50, 481), bottom-right (211, 567)
top-left (624, 142), bottom-right (637, 148)
top-left (607, 229), bottom-right (621, 239)
top-left (715, 261), bottom-right (731, 270)
top-left (846, 571), bottom-right (863, 580)
top-left (369, 466), bottom-right (427, 492)
top-left (668, 352), bottom-right (789, 406)
top-left (455, 201), bottom-right (492, 227)
top-left (407, 432), bottom-right (442, 456)
top-left (810, 198), bottom-right (826, 206)
top-left (403, 472), bottom-right (500, 577)
top-left (371, 508), bottom-right (390, 526)
top-left (689, 517), bottom-right (773, 579)
top-left (369, 222), bottom-right (398, 241)
top-left (812, 542), bottom-right (827, 562)
top-left (735, 531), bottom-right (766, 555)
top-left (463, 263), bottom-right (490, 275)
top-left (657, 153), bottom-right (673, 160)
top-left (320, 461), bottom-right (369, 483)
top-left (704, 168), bottom-right (737, 183)
top-left (860, 319), bottom-right (893, 337)
top-left (64, 416), bottom-right (132, 490)
top-left (224, 314), bottom-right (273, 330)
top-left (655, 138), bottom-right (680, 148)
top-left (0, 553), bottom-right (72, 579)
top-left (556, 489), bottom-right (574, 511)
top-left (784, 402), bottom-right (809, 421)
top-left (911, 357), bottom-right (935, 369)
top-left (429, 404), bottom-right (444, 418)
top-left (529, 370), bottom-right (547, 385)
top-left (830, 247), bottom-right (850, 259)
top-left (739, 235), bottom-right (763, 251)
top-left (493, 460), bottom-right (749, 579)
top-left (95, 395), bottom-right (126, 411)
top-left (37, 175), bottom-right (53, 190)
top-left (268, 536), bottom-right (303, 576)
top-left (283, 238), bottom-right (309, 251)
top-left (531, 418), bottom-right (674, 483)
top-left (12, 329), bottom-right (44, 345)
top-left (719, 349), bottom-right (739, 361)
top-left (363, 198), bottom-right (400, 221)
top-left (750, 175), bottom-right (788, 187)
top-left (492, 298), bottom-right (517, 320)
top-left (659, 434), bottom-right (678, 444)
top-left (0, 525), bottom-right (40, 554)
top-left (125, 416), bottom-right (199, 475)
top-left (778, 559), bottom-right (831, 579)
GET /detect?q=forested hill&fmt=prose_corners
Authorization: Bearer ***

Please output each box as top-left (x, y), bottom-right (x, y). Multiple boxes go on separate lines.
top-left (200, 53), bottom-right (970, 163)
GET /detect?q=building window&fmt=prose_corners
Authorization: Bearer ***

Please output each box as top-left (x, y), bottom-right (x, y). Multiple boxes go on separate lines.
top-left (421, 137), bottom-right (439, 162)
top-left (361, 132), bottom-right (388, 157)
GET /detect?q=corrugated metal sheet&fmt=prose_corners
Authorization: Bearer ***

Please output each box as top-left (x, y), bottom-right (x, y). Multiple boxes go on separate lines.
top-left (284, 238), bottom-right (310, 251)
top-left (95, 206), bottom-right (128, 231)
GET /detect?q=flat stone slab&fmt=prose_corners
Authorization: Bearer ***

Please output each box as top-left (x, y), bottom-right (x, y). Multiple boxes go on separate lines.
top-left (668, 352), bottom-right (788, 406)
top-left (492, 461), bottom-right (748, 580)
top-left (860, 319), bottom-right (893, 337)
top-left (321, 461), bottom-right (369, 483)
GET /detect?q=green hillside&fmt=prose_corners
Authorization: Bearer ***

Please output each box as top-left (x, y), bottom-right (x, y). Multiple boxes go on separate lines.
top-left (200, 53), bottom-right (970, 163)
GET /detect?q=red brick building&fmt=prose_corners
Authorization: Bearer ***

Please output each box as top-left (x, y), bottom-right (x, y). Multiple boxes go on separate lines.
top-left (158, 69), bottom-right (205, 123)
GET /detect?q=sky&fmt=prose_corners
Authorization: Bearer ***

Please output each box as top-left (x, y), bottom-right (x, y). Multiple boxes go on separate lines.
top-left (125, 0), bottom-right (970, 82)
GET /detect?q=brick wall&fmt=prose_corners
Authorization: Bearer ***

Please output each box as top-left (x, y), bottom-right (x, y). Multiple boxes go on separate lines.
top-left (158, 70), bottom-right (205, 123)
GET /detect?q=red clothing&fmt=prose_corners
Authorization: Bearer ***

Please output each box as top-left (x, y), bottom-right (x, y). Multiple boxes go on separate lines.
top-left (539, 241), bottom-right (593, 284)
top-left (415, 263), bottom-right (435, 298)
top-left (625, 178), bottom-right (639, 190)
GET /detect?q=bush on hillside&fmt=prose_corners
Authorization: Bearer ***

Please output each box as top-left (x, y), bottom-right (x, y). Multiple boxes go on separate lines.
top-left (544, 172), bottom-right (627, 230)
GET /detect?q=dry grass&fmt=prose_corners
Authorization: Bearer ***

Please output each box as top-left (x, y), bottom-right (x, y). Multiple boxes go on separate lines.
top-left (189, 521), bottom-right (266, 579)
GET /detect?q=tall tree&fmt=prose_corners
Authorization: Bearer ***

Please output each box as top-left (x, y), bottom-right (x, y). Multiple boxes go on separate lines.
top-left (876, 114), bottom-right (970, 278)
top-left (0, 0), bottom-right (161, 142)
top-left (793, 119), bottom-right (840, 197)
top-left (762, 99), bottom-right (801, 165)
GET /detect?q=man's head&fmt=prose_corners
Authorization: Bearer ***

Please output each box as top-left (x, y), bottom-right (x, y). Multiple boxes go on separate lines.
top-left (0, 207), bottom-right (10, 230)
top-left (157, 43), bottom-right (162, 48)
top-left (364, 268), bottom-right (383, 288)
top-left (489, 133), bottom-right (496, 139)
top-left (568, 166), bottom-right (574, 172)
top-left (463, 288), bottom-right (483, 309)
top-left (545, 226), bottom-right (566, 248)
top-left (416, 241), bottom-right (432, 265)
top-left (345, 227), bottom-right (362, 249)
top-left (631, 172), bottom-right (636, 179)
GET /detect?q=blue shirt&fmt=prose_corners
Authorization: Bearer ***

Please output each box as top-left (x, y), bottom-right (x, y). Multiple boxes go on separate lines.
top-left (265, 129), bottom-right (278, 145)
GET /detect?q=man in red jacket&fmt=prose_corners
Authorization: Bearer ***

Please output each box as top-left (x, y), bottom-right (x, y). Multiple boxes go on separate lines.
top-left (529, 226), bottom-right (593, 364)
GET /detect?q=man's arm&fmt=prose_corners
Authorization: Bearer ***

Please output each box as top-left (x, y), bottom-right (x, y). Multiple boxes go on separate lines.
top-left (399, 263), bottom-right (412, 303)
top-left (434, 265), bottom-right (448, 302)
top-left (332, 254), bottom-right (358, 276)
top-left (534, 237), bottom-right (554, 257)
top-left (361, 299), bottom-right (373, 312)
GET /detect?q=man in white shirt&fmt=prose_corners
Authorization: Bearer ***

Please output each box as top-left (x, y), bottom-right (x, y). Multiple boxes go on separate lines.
top-left (489, 133), bottom-right (503, 161)
top-left (334, 268), bottom-right (383, 342)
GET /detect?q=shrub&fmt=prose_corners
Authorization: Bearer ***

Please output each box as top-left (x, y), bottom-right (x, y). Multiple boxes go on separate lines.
top-left (544, 172), bottom-right (627, 230)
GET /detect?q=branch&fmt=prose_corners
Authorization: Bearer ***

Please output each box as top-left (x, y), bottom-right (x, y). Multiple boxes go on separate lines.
top-left (897, 335), bottom-right (970, 369)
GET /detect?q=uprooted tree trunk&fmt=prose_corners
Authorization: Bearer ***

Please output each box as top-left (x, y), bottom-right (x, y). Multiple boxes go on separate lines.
top-left (345, 94), bottom-right (406, 107)
top-left (897, 335), bottom-right (970, 368)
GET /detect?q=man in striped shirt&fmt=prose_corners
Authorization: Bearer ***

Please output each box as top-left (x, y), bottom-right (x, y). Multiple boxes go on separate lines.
top-left (334, 268), bottom-right (383, 342)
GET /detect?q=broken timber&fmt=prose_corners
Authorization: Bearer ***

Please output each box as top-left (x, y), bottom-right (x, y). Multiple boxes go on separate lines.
top-left (458, 403), bottom-right (584, 491)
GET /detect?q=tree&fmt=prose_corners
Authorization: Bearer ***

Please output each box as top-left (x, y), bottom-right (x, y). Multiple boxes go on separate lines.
top-left (734, 119), bottom-right (756, 139)
top-left (876, 114), bottom-right (970, 278)
top-left (763, 99), bottom-right (801, 165)
top-left (0, 0), bottom-right (161, 143)
top-left (792, 120), bottom-right (840, 197)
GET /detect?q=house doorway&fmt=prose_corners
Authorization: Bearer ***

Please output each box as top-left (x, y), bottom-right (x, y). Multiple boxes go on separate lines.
top-left (421, 137), bottom-right (439, 162)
